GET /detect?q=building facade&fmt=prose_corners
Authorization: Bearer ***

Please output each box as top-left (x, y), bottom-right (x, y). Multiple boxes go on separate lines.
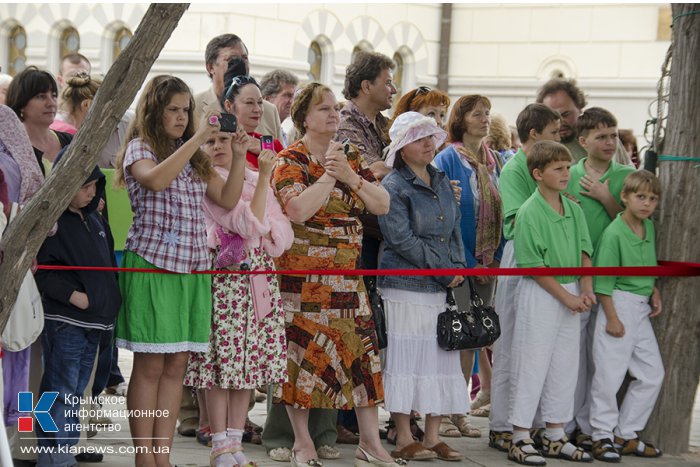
top-left (0, 3), bottom-right (672, 147)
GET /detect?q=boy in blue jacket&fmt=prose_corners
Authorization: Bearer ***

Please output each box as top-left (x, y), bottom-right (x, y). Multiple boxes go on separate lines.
top-left (34, 156), bottom-right (121, 467)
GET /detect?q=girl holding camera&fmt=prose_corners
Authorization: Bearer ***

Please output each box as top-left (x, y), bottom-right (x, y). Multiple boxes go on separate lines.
top-left (185, 123), bottom-right (293, 467)
top-left (114, 75), bottom-right (245, 467)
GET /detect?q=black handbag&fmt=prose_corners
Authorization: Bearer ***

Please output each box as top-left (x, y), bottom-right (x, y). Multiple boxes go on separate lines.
top-left (365, 276), bottom-right (388, 349)
top-left (436, 278), bottom-right (501, 351)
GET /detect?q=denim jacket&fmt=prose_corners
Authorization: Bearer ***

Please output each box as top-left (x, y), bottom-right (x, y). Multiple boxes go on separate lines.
top-left (378, 164), bottom-right (467, 293)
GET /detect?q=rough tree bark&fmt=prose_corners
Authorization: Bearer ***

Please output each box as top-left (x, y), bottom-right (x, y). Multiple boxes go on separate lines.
top-left (0, 3), bottom-right (190, 332)
top-left (641, 3), bottom-right (700, 455)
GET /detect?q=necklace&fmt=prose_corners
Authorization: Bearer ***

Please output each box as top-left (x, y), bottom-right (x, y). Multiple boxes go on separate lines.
top-left (302, 136), bottom-right (326, 165)
top-left (585, 159), bottom-right (607, 178)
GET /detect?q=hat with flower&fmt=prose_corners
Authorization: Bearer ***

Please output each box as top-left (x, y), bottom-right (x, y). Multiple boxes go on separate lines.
top-left (385, 111), bottom-right (447, 168)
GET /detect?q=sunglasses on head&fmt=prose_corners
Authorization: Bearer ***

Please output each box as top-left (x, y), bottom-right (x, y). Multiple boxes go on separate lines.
top-left (416, 86), bottom-right (432, 95)
top-left (225, 75), bottom-right (259, 98)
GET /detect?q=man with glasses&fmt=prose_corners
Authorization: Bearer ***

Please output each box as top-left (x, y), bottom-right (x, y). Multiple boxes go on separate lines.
top-left (194, 33), bottom-right (282, 141)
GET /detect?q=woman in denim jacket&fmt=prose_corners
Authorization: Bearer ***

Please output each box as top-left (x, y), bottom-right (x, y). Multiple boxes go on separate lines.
top-left (378, 112), bottom-right (468, 462)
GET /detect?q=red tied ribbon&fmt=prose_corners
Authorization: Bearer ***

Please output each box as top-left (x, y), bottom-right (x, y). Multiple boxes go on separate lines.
top-left (35, 261), bottom-right (700, 277)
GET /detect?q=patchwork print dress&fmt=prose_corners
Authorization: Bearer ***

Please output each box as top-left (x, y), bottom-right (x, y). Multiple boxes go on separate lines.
top-left (272, 140), bottom-right (384, 409)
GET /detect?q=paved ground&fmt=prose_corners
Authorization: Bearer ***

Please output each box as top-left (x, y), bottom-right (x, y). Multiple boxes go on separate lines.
top-left (16, 351), bottom-right (700, 466)
top-left (91, 400), bottom-right (700, 467)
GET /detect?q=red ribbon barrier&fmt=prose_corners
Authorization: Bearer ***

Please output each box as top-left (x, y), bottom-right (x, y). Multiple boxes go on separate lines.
top-left (36, 261), bottom-right (700, 277)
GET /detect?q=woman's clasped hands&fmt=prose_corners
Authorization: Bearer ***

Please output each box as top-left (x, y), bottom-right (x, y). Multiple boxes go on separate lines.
top-left (323, 141), bottom-right (358, 186)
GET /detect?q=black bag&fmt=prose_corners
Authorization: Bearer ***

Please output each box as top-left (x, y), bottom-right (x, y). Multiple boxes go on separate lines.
top-left (436, 278), bottom-right (501, 351)
top-left (365, 276), bottom-right (387, 349)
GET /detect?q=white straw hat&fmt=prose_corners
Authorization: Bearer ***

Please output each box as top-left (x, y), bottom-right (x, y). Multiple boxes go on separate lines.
top-left (385, 111), bottom-right (448, 168)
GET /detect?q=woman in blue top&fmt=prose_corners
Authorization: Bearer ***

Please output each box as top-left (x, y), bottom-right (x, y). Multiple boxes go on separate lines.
top-left (433, 94), bottom-right (505, 428)
top-left (378, 112), bottom-right (467, 462)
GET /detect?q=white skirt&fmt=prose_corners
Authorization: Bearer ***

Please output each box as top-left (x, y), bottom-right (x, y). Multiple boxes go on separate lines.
top-left (380, 287), bottom-right (470, 416)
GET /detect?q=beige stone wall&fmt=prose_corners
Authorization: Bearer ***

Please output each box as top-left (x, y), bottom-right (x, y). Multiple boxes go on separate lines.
top-left (0, 3), bottom-right (671, 147)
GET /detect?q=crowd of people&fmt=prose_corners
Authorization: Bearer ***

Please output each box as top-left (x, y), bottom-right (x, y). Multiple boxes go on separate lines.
top-left (0, 31), bottom-right (665, 467)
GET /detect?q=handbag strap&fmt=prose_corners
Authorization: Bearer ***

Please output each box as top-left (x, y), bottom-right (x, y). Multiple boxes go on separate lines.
top-left (445, 288), bottom-right (458, 311)
top-left (466, 276), bottom-right (485, 306)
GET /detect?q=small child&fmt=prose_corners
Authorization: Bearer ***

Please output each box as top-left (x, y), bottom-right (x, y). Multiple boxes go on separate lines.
top-left (589, 170), bottom-right (663, 462)
top-left (490, 103), bottom-right (562, 452)
top-left (564, 107), bottom-right (635, 447)
top-left (509, 140), bottom-right (594, 465)
top-left (34, 158), bottom-right (121, 467)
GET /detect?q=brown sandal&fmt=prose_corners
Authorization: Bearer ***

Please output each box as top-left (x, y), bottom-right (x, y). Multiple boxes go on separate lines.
top-left (390, 441), bottom-right (437, 460)
top-left (614, 436), bottom-right (662, 457)
top-left (427, 442), bottom-right (464, 462)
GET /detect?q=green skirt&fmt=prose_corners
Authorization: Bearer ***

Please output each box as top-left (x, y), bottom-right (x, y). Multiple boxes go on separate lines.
top-left (115, 251), bottom-right (212, 353)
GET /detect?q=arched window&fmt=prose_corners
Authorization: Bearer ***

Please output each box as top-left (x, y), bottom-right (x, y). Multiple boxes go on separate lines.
top-left (8, 25), bottom-right (27, 76)
top-left (392, 52), bottom-right (404, 101)
top-left (308, 41), bottom-right (322, 81)
top-left (351, 41), bottom-right (373, 63)
top-left (60, 26), bottom-right (80, 59)
top-left (113, 27), bottom-right (132, 60)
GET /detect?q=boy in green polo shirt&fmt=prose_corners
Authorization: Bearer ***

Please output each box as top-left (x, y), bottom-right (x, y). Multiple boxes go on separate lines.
top-left (508, 141), bottom-right (594, 466)
top-left (589, 171), bottom-right (663, 462)
top-left (564, 107), bottom-right (635, 448)
top-left (490, 104), bottom-right (562, 452)
top-left (567, 107), bottom-right (635, 247)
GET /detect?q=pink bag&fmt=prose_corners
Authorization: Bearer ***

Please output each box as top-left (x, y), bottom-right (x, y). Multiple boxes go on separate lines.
top-left (250, 274), bottom-right (274, 321)
top-left (215, 226), bottom-right (246, 269)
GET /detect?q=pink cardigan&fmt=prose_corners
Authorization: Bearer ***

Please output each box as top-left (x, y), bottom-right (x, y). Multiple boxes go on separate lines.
top-left (0, 105), bottom-right (44, 204)
top-left (203, 166), bottom-right (293, 258)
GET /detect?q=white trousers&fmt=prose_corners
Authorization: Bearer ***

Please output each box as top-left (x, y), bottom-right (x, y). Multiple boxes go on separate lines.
top-left (509, 279), bottom-right (581, 428)
top-left (566, 306), bottom-right (597, 435)
top-left (490, 240), bottom-right (519, 432)
top-left (589, 291), bottom-right (664, 441)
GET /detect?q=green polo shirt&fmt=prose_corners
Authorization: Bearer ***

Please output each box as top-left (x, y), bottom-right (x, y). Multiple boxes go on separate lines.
top-left (566, 158), bottom-right (635, 248)
top-left (500, 149), bottom-right (538, 240)
top-left (515, 189), bottom-right (593, 284)
top-left (594, 214), bottom-right (657, 297)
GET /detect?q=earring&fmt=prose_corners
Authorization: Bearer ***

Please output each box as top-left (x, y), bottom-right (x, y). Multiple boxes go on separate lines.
top-left (20, 110), bottom-right (24, 120)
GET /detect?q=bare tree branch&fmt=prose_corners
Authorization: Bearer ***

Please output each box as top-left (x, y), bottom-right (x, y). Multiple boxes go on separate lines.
top-left (0, 3), bottom-right (190, 332)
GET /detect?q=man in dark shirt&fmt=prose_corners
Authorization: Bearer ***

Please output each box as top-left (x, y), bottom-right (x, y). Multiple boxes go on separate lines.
top-left (336, 50), bottom-right (396, 181)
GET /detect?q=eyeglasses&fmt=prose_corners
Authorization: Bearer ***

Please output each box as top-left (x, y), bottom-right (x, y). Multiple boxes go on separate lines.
top-left (416, 86), bottom-right (432, 95)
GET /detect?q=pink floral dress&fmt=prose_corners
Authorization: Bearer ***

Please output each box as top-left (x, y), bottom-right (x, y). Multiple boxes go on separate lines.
top-left (185, 167), bottom-right (293, 389)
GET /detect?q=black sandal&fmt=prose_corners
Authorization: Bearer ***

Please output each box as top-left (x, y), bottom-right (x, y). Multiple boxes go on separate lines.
top-left (542, 436), bottom-right (593, 463)
top-left (508, 439), bottom-right (546, 466)
top-left (409, 415), bottom-right (424, 441)
top-left (592, 438), bottom-right (621, 463)
top-left (488, 430), bottom-right (512, 452)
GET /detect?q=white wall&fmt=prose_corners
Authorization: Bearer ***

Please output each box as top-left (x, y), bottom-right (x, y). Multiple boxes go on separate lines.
top-left (0, 3), bottom-right (670, 149)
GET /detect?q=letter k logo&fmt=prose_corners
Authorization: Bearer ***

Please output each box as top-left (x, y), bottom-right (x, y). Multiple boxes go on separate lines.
top-left (17, 392), bottom-right (59, 432)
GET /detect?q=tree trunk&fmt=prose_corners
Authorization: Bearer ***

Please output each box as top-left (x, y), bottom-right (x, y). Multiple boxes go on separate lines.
top-left (641, 3), bottom-right (700, 455)
top-left (0, 3), bottom-right (189, 332)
